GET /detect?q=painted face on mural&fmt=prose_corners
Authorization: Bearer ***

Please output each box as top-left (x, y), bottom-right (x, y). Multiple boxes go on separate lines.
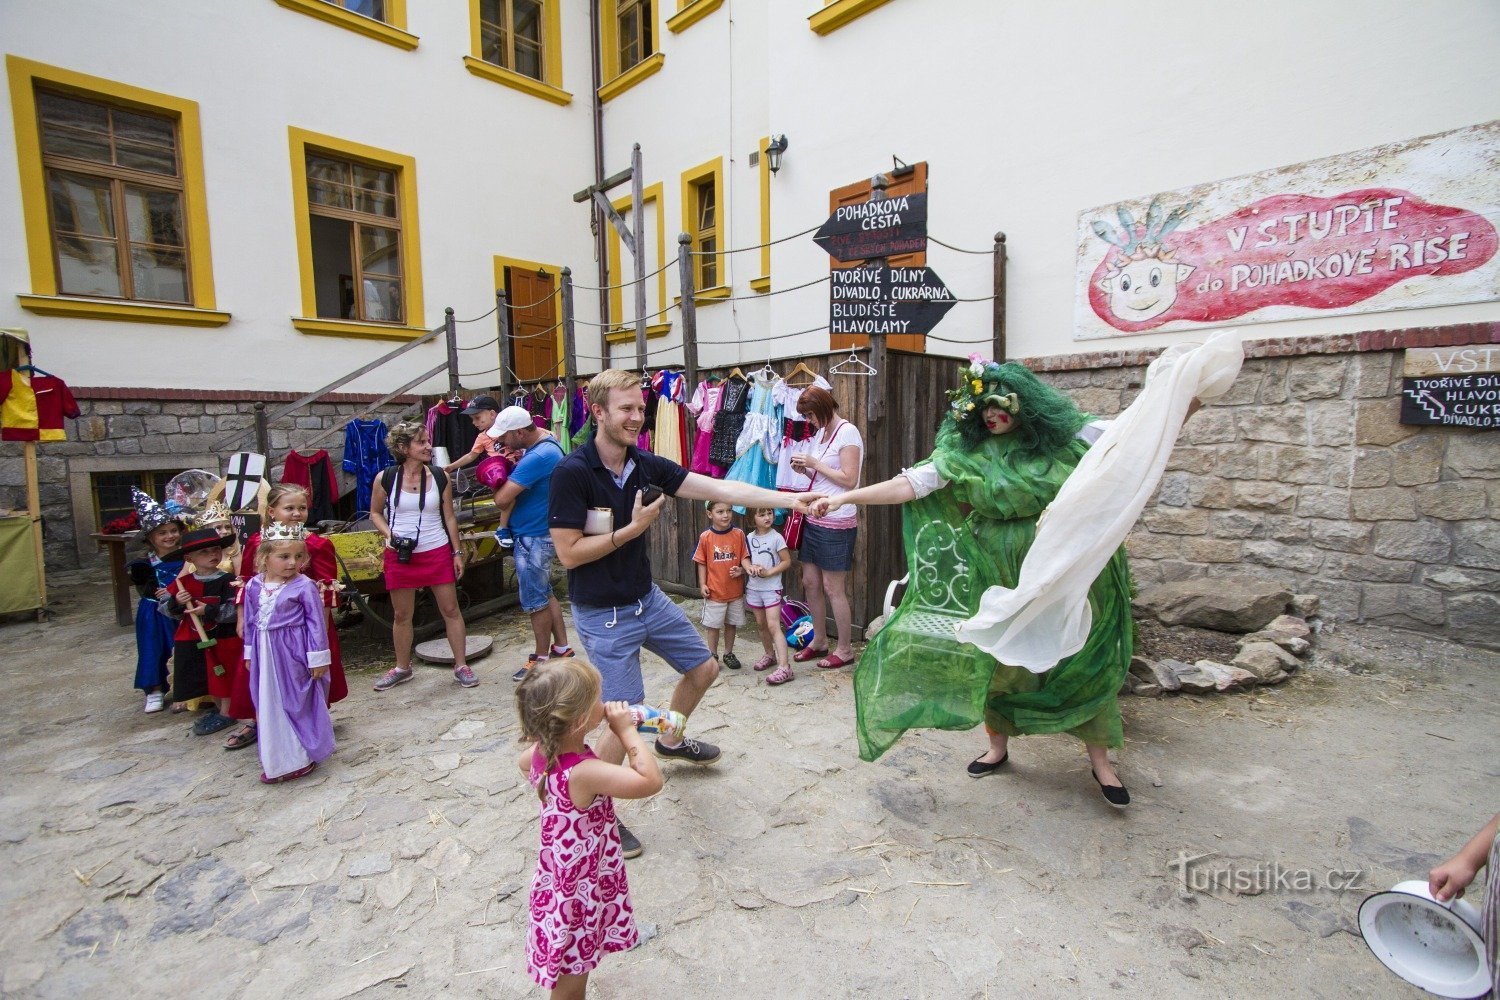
top-left (1098, 254), bottom-right (1196, 323)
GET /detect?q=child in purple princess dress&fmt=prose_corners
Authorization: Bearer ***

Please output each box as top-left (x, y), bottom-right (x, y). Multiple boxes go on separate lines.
top-left (515, 660), bottom-right (663, 999)
top-left (242, 524), bottom-right (334, 784)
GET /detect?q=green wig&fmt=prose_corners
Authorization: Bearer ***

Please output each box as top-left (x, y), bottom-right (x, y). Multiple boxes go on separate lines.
top-left (941, 360), bottom-right (1087, 458)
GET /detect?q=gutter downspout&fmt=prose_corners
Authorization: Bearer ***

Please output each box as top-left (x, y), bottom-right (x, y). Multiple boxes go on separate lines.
top-left (588, 0), bottom-right (611, 361)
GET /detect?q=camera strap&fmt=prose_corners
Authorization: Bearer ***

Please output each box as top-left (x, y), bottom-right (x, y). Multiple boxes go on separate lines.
top-left (387, 464), bottom-right (429, 551)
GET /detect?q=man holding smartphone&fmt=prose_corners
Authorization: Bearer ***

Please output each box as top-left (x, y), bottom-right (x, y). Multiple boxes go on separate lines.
top-left (549, 368), bottom-right (824, 859)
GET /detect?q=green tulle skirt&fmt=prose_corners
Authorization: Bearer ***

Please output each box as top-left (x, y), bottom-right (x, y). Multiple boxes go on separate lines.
top-left (854, 487), bottom-right (1134, 761)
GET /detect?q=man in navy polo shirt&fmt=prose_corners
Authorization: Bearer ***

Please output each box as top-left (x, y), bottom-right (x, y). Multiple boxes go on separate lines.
top-left (550, 368), bottom-right (822, 858)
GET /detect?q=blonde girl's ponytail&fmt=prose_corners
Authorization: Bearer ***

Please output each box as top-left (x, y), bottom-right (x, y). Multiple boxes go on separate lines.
top-left (514, 659), bottom-right (603, 803)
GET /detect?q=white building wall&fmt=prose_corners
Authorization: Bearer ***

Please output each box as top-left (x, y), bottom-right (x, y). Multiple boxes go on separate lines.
top-left (765, 0), bottom-right (1500, 362)
top-left (1, 0), bottom-right (601, 393)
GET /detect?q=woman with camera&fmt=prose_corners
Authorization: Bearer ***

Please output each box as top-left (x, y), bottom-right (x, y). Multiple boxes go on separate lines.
top-left (369, 421), bottom-right (478, 690)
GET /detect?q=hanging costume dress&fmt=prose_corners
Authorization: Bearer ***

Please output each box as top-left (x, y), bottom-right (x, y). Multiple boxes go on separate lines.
top-left (342, 418), bottom-right (392, 517)
top-left (281, 449), bottom-right (340, 525)
top-left (686, 379), bottom-right (726, 476)
top-left (243, 574), bottom-right (335, 780)
top-left (853, 423), bottom-right (1133, 762)
top-left (526, 746), bottom-right (637, 990)
top-left (724, 377), bottom-right (781, 514)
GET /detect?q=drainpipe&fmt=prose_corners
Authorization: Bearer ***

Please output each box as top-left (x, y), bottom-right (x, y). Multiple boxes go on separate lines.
top-left (588, 0), bottom-right (611, 354)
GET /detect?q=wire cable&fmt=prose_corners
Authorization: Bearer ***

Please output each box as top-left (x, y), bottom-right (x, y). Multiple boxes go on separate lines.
top-left (456, 336), bottom-right (499, 351)
top-left (925, 332), bottom-right (996, 346)
top-left (567, 257), bottom-right (675, 291)
top-left (714, 274), bottom-right (829, 300)
top-left (688, 223), bottom-right (820, 255)
top-left (453, 305), bottom-right (498, 324)
top-left (928, 235), bottom-right (997, 255)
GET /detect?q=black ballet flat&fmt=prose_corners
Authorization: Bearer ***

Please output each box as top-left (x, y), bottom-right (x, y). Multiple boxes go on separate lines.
top-left (1092, 769), bottom-right (1130, 808)
top-left (966, 751), bottom-right (1009, 778)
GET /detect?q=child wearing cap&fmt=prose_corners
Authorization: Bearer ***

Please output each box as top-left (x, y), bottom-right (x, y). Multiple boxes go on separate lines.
top-left (444, 397), bottom-right (532, 548)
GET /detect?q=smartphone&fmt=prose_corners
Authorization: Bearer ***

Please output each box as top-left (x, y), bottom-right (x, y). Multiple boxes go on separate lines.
top-left (639, 484), bottom-right (663, 506)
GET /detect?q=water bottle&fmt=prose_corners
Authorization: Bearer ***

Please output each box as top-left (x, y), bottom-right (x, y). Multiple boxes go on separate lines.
top-left (629, 704), bottom-right (686, 742)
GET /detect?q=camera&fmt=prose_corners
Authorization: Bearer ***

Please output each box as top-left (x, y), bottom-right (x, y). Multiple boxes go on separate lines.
top-left (390, 534), bottom-right (418, 563)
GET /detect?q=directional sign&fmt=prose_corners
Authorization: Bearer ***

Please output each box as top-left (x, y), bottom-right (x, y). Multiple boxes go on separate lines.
top-left (829, 265), bottom-right (957, 337)
top-left (1400, 375), bottom-right (1499, 429)
top-left (814, 192), bottom-right (928, 262)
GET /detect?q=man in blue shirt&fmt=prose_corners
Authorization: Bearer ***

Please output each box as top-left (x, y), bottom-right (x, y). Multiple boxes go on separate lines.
top-left (549, 369), bottom-right (823, 859)
top-left (489, 406), bottom-right (573, 681)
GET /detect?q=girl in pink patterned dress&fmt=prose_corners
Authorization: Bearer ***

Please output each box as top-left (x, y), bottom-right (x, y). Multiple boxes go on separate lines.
top-left (515, 660), bottom-right (663, 998)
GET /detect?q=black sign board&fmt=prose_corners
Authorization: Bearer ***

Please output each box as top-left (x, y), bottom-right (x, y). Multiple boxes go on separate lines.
top-left (1399, 375), bottom-right (1499, 429)
top-left (814, 192), bottom-right (928, 262)
top-left (829, 265), bottom-right (957, 337)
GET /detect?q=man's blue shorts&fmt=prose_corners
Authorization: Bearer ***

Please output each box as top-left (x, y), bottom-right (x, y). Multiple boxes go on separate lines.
top-left (571, 585), bottom-right (713, 704)
top-left (513, 534), bottom-right (558, 613)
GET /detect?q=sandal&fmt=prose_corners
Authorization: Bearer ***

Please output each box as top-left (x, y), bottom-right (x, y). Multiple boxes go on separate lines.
top-left (223, 723), bottom-right (257, 750)
top-left (765, 665), bottom-right (794, 686)
top-left (751, 653), bottom-right (776, 671)
top-left (193, 711), bottom-right (236, 736)
top-left (260, 761), bottom-right (317, 784)
top-left (792, 645), bottom-right (828, 663)
top-left (817, 652), bottom-right (855, 670)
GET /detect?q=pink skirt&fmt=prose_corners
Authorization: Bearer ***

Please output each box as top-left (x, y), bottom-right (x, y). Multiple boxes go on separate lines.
top-left (383, 545), bottom-right (456, 591)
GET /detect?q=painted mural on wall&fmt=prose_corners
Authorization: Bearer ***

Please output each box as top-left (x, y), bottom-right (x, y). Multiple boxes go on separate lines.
top-left (1074, 122), bottom-right (1500, 340)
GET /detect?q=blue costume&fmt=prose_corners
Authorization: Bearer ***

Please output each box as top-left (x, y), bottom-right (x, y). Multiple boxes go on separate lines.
top-left (342, 418), bottom-right (393, 517)
top-left (130, 554), bottom-right (183, 692)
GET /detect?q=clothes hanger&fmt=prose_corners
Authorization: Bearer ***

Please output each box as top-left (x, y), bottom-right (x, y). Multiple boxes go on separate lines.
top-left (15, 363), bottom-right (54, 378)
top-left (728, 366), bottom-right (745, 380)
top-left (829, 349), bottom-right (877, 377)
top-left (510, 384), bottom-right (528, 400)
top-left (532, 383), bottom-right (546, 400)
top-left (785, 361), bottom-right (820, 387)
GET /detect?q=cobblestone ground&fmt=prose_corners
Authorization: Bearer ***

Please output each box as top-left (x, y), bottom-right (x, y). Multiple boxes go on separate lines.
top-left (0, 576), bottom-right (1494, 999)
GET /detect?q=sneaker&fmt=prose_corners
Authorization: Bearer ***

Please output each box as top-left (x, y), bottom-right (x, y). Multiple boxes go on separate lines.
top-left (192, 710), bottom-right (236, 736)
top-left (722, 651), bottom-right (742, 670)
top-left (617, 822), bottom-right (642, 859)
top-left (654, 736), bottom-right (721, 765)
top-left (144, 692), bottom-right (165, 713)
top-left (373, 666), bottom-right (413, 691)
top-left (453, 665), bottom-right (479, 688)
top-left (495, 526), bottom-right (515, 549)
top-left (513, 654), bottom-right (545, 682)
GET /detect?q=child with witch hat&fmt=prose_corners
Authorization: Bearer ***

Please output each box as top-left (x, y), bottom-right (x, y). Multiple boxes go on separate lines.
top-left (126, 488), bottom-right (184, 713)
top-left (163, 528), bottom-right (244, 735)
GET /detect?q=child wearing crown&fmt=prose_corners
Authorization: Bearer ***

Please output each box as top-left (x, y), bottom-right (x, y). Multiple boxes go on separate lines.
top-left (242, 520), bottom-right (335, 784)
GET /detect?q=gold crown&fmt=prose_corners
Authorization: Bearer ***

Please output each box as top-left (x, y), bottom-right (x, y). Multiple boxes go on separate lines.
top-left (261, 521), bottom-right (307, 542)
top-left (196, 501), bottom-right (232, 527)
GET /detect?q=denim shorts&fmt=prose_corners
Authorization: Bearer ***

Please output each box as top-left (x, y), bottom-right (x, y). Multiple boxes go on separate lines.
top-left (571, 585), bottom-right (713, 703)
top-left (513, 534), bottom-right (558, 613)
top-left (800, 522), bottom-right (857, 572)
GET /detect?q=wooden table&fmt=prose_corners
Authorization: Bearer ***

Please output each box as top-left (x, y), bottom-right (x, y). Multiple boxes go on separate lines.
top-left (92, 533), bottom-right (134, 627)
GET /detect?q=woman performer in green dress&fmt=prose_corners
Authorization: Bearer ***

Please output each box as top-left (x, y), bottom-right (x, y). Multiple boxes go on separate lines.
top-left (814, 359), bottom-right (1150, 807)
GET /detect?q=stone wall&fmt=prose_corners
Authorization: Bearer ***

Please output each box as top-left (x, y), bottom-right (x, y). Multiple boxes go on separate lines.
top-left (0, 391), bottom-right (414, 569)
top-left (1028, 323), bottom-right (1499, 649)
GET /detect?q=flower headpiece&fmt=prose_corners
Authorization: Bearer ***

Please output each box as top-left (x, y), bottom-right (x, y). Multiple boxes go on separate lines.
top-left (260, 520), bottom-right (307, 543)
top-left (946, 354), bottom-right (1021, 424)
top-left (131, 487), bottom-right (181, 537)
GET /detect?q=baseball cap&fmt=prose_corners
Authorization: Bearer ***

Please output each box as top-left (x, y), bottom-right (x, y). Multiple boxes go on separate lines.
top-left (461, 394), bottom-right (500, 415)
top-left (486, 405), bottom-right (535, 437)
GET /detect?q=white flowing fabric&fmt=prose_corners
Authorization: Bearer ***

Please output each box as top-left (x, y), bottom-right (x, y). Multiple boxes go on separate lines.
top-left (954, 332), bottom-right (1245, 672)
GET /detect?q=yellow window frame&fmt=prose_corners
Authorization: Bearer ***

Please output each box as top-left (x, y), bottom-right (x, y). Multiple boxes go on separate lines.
top-left (274, 0), bottom-right (419, 50)
top-left (6, 56), bottom-right (227, 326)
top-left (750, 136), bottom-right (771, 292)
top-left (598, 0), bottom-right (665, 101)
top-left (492, 254), bottom-right (566, 375)
top-left (680, 157), bottom-right (727, 302)
top-left (464, 0), bottom-right (571, 105)
top-left (809, 0), bottom-right (895, 35)
top-left (287, 127), bottom-right (427, 340)
top-left (604, 182), bottom-right (669, 336)
top-left (666, 0), bottom-right (724, 33)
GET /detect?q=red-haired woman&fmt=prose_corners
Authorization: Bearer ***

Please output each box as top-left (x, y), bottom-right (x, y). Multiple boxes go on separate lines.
top-left (787, 385), bottom-right (863, 670)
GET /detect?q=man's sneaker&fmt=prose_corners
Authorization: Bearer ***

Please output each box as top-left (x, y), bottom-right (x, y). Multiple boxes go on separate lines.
top-left (373, 666), bottom-right (413, 691)
top-left (513, 653), bottom-right (545, 682)
top-left (617, 822), bottom-right (642, 859)
top-left (454, 665), bottom-right (479, 688)
top-left (144, 692), bottom-right (165, 713)
top-left (654, 737), bottom-right (721, 765)
top-left (722, 651), bottom-right (742, 670)
top-left (495, 526), bottom-right (515, 549)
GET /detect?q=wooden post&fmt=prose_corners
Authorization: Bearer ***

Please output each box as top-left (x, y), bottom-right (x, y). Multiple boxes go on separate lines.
top-left (866, 172), bottom-right (889, 426)
top-left (444, 306), bottom-right (460, 396)
top-left (631, 143), bottom-right (647, 371)
top-left (253, 402), bottom-right (269, 456)
top-left (992, 231), bottom-right (1008, 362)
top-left (496, 287), bottom-right (513, 400)
top-left (560, 267), bottom-right (578, 401)
top-left (678, 233), bottom-right (699, 392)
top-left (23, 440), bottom-right (45, 608)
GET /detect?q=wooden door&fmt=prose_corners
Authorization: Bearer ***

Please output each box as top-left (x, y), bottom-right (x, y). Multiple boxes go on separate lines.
top-left (507, 266), bottom-right (560, 381)
top-left (829, 162), bottom-right (928, 353)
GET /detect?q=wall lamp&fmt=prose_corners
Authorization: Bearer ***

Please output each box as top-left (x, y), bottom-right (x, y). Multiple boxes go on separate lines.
top-left (766, 134), bottom-right (789, 174)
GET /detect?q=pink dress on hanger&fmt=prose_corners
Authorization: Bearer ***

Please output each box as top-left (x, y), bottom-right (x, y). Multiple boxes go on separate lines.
top-left (687, 379), bottom-right (727, 476)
